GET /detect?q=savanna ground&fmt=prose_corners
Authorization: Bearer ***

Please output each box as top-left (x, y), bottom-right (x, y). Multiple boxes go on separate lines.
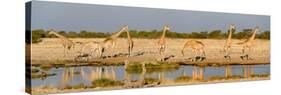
top-left (28, 38), bottom-right (270, 94)
top-left (30, 38), bottom-right (270, 65)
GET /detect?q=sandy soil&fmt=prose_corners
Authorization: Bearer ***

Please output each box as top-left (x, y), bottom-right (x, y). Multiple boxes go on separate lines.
top-left (30, 38), bottom-right (270, 65)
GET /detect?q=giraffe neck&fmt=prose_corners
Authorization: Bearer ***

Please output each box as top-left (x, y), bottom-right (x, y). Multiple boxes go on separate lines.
top-left (227, 29), bottom-right (233, 41)
top-left (126, 30), bottom-right (131, 40)
top-left (51, 32), bottom-right (68, 40)
top-left (110, 28), bottom-right (125, 40)
top-left (249, 29), bottom-right (257, 41)
top-left (161, 28), bottom-right (167, 39)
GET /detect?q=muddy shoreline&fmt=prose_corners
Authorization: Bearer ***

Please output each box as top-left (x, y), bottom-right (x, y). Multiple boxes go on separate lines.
top-left (31, 77), bottom-right (269, 94)
top-left (30, 59), bottom-right (269, 67)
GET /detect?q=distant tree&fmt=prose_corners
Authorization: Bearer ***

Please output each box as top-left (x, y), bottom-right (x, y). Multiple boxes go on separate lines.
top-left (79, 30), bottom-right (89, 38)
top-left (208, 30), bottom-right (223, 39)
top-left (233, 29), bottom-right (252, 39)
top-left (243, 29), bottom-right (252, 32)
top-left (31, 29), bottom-right (269, 40)
top-left (189, 31), bottom-right (208, 39)
top-left (58, 31), bottom-right (67, 36)
top-left (68, 31), bottom-right (78, 38)
top-left (32, 29), bottom-right (46, 43)
top-left (258, 31), bottom-right (270, 39)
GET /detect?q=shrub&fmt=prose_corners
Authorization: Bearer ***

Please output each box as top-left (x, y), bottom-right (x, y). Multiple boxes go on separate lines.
top-left (32, 29), bottom-right (46, 43)
top-left (175, 76), bottom-right (192, 82)
top-left (31, 29), bottom-right (270, 40)
top-left (92, 78), bottom-right (123, 87)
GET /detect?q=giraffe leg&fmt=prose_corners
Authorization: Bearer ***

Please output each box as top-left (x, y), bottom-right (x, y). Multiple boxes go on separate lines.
top-left (240, 46), bottom-right (246, 60)
top-left (159, 45), bottom-right (165, 61)
top-left (128, 41), bottom-right (134, 57)
top-left (160, 48), bottom-right (164, 61)
top-left (158, 46), bottom-right (161, 61)
top-left (228, 46), bottom-right (232, 59)
top-left (195, 50), bottom-right (199, 61)
top-left (195, 49), bottom-right (201, 62)
top-left (63, 48), bottom-right (66, 57)
top-left (224, 46), bottom-right (228, 59)
top-left (111, 43), bottom-right (116, 57)
top-left (66, 49), bottom-right (69, 58)
top-left (227, 47), bottom-right (231, 59)
top-left (130, 46), bottom-right (133, 57)
top-left (162, 45), bottom-right (166, 61)
top-left (244, 47), bottom-right (250, 60)
top-left (191, 49), bottom-right (196, 62)
top-left (200, 49), bottom-right (206, 61)
top-left (127, 45), bottom-right (131, 57)
top-left (127, 46), bottom-right (130, 57)
top-left (247, 47), bottom-right (253, 60)
top-left (224, 46), bottom-right (231, 59)
top-left (98, 47), bottom-right (102, 58)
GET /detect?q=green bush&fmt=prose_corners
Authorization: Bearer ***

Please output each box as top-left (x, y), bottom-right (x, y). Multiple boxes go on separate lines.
top-left (175, 75), bottom-right (192, 82)
top-left (258, 31), bottom-right (270, 39)
top-left (92, 78), bottom-right (123, 87)
top-left (125, 62), bottom-right (180, 74)
top-left (31, 29), bottom-right (270, 40)
top-left (32, 29), bottom-right (46, 43)
top-left (208, 30), bottom-right (224, 39)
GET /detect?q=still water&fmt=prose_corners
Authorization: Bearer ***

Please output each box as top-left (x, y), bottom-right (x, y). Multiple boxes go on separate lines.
top-left (31, 64), bottom-right (270, 88)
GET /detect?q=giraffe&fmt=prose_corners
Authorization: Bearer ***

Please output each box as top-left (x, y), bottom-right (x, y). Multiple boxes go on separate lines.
top-left (158, 25), bottom-right (170, 61)
top-left (48, 29), bottom-right (75, 57)
top-left (75, 41), bottom-right (103, 61)
top-left (125, 26), bottom-right (134, 57)
top-left (181, 40), bottom-right (206, 62)
top-left (101, 25), bottom-right (128, 57)
top-left (237, 26), bottom-right (259, 60)
top-left (223, 24), bottom-right (236, 59)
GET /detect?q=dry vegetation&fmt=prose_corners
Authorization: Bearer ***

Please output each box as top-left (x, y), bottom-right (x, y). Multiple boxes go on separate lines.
top-left (31, 38), bottom-right (270, 65)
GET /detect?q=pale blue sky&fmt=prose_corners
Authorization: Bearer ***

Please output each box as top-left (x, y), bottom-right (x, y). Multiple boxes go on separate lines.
top-left (31, 1), bottom-right (270, 33)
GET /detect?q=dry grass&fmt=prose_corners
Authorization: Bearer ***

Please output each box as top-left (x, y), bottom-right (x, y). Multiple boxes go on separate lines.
top-left (31, 38), bottom-right (270, 64)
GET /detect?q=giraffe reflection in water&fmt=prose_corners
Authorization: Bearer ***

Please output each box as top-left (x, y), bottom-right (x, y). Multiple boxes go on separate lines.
top-left (34, 63), bottom-right (269, 89)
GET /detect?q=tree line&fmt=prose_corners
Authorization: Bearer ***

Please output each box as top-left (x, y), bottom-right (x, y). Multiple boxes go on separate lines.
top-left (31, 29), bottom-right (270, 43)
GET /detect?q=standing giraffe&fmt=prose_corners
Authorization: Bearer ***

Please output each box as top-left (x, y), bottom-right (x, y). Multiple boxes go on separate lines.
top-left (102, 25), bottom-right (128, 57)
top-left (48, 29), bottom-right (75, 57)
top-left (125, 26), bottom-right (134, 57)
top-left (237, 26), bottom-right (259, 60)
top-left (223, 24), bottom-right (236, 59)
top-left (158, 25), bottom-right (170, 61)
top-left (181, 40), bottom-right (206, 62)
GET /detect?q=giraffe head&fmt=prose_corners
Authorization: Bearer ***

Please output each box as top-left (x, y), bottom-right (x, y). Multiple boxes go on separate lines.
top-left (254, 26), bottom-right (260, 33)
top-left (229, 24), bottom-right (236, 33)
top-left (47, 29), bottom-right (56, 35)
top-left (164, 24), bottom-right (170, 32)
top-left (122, 25), bottom-right (129, 32)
